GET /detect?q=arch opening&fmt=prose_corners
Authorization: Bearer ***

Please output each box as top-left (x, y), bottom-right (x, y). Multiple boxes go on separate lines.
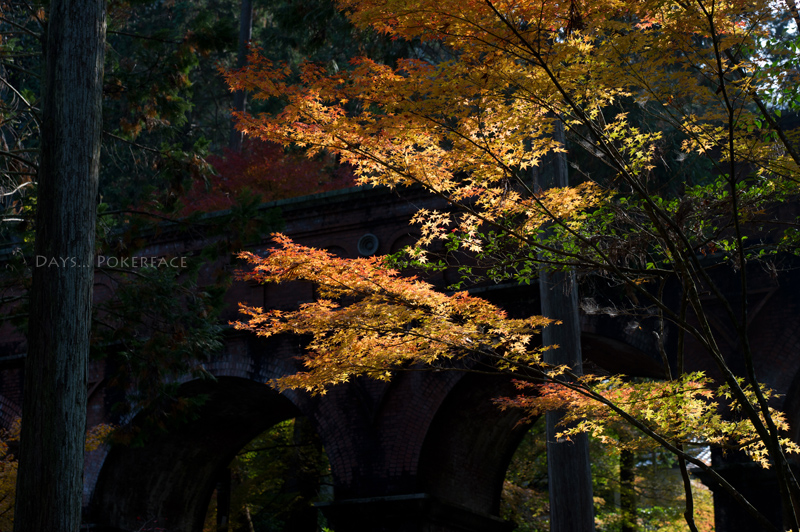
top-left (418, 372), bottom-right (530, 517)
top-left (499, 416), bottom-right (715, 531)
top-left (89, 376), bottom-right (306, 532)
top-left (201, 416), bottom-right (333, 532)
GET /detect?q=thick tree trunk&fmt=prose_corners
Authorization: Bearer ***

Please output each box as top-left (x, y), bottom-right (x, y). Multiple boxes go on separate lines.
top-left (13, 2), bottom-right (105, 532)
top-left (540, 269), bottom-right (595, 532)
top-left (229, 0), bottom-right (253, 152)
top-left (537, 121), bottom-right (595, 532)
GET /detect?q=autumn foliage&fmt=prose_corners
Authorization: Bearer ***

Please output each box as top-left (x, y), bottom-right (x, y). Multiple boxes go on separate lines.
top-left (0, 420), bottom-right (18, 532)
top-left (227, 0), bottom-right (800, 529)
top-left (235, 236), bottom-right (799, 465)
top-left (496, 375), bottom-right (800, 465)
top-left (234, 234), bottom-right (553, 392)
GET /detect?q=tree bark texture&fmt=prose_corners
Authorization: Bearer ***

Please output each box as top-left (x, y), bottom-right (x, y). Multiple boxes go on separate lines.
top-left (13, 1), bottom-right (105, 531)
top-left (540, 269), bottom-right (595, 532)
top-left (538, 120), bottom-right (595, 532)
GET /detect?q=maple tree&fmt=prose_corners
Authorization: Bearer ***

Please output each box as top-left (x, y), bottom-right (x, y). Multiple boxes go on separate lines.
top-left (233, 234), bottom-right (792, 530)
top-left (227, 0), bottom-right (800, 530)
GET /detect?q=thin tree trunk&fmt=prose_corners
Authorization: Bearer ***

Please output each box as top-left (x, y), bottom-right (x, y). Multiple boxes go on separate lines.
top-left (285, 417), bottom-right (321, 532)
top-left (620, 449), bottom-right (637, 532)
top-left (243, 505), bottom-right (256, 532)
top-left (229, 0), bottom-right (253, 152)
top-left (217, 468), bottom-right (232, 532)
top-left (13, 1), bottom-right (105, 531)
top-left (538, 120), bottom-right (595, 532)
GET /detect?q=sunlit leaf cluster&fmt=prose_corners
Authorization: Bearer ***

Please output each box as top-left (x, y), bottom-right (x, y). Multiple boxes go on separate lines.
top-left (496, 374), bottom-right (800, 468)
top-left (233, 234), bottom-right (553, 394)
top-left (221, 0), bottom-right (800, 290)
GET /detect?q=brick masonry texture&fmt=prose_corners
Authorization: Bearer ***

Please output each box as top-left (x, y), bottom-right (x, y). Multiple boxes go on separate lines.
top-left (2, 186), bottom-right (799, 531)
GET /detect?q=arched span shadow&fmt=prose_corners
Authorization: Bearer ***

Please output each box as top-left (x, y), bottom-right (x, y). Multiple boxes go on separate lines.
top-left (89, 376), bottom-right (301, 532)
top-left (418, 371), bottom-right (531, 516)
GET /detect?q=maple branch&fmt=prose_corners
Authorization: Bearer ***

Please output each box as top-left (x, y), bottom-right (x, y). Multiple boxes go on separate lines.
top-left (482, 0), bottom-right (736, 320)
top-left (237, 238), bottom-right (785, 531)
top-left (228, 5), bottom-right (800, 525)
top-left (677, 446), bottom-right (700, 532)
top-left (539, 374), bottom-right (781, 532)
top-left (107, 30), bottom-right (182, 44)
top-left (723, 48), bottom-right (800, 173)
top-left (697, 4), bottom-right (800, 525)
top-left (296, 122), bottom-right (727, 367)
top-left (522, 4), bottom-right (798, 502)
top-left (0, 16), bottom-right (40, 39)
top-left (0, 181), bottom-right (33, 197)
top-left (0, 150), bottom-right (37, 171)
top-left (786, 0), bottom-right (800, 28)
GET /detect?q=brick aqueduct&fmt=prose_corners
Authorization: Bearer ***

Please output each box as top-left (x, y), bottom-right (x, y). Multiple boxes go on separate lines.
top-left (1, 185), bottom-right (800, 532)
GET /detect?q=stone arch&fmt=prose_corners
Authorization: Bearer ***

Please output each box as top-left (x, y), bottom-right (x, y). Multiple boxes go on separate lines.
top-left (409, 329), bottom-right (665, 529)
top-left (307, 368), bottom-right (464, 498)
top-left (88, 376), bottom-right (302, 532)
top-left (418, 371), bottom-right (529, 517)
top-left (201, 334), bottom-right (303, 388)
top-left (315, 369), bottom-right (522, 532)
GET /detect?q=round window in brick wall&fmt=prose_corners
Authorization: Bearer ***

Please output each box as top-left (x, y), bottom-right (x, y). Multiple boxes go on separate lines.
top-left (357, 233), bottom-right (379, 256)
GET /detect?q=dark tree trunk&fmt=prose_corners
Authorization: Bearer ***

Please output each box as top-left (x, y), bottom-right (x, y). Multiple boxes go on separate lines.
top-left (620, 449), bottom-right (637, 532)
top-left (537, 120), bottom-right (595, 532)
top-left (284, 417), bottom-right (321, 532)
top-left (540, 269), bottom-right (595, 532)
top-left (229, 0), bottom-right (253, 152)
top-left (13, 1), bottom-right (105, 531)
top-left (217, 468), bottom-right (232, 532)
